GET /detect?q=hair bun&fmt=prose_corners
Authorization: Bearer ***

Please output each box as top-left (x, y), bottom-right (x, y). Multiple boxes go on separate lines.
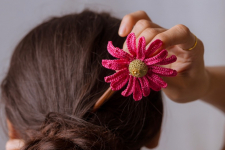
top-left (21, 112), bottom-right (122, 150)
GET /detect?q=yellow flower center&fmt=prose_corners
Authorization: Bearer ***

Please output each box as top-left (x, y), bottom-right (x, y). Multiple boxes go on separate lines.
top-left (128, 59), bottom-right (148, 77)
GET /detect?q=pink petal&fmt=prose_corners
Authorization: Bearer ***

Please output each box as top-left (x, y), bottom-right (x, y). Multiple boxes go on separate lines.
top-left (111, 74), bottom-right (129, 91)
top-left (146, 74), bottom-right (161, 91)
top-left (149, 74), bottom-right (167, 88)
top-left (145, 39), bottom-right (163, 58)
top-left (144, 50), bottom-right (168, 66)
top-left (150, 66), bottom-right (177, 77)
top-left (126, 33), bottom-right (137, 57)
top-left (107, 42), bottom-right (133, 60)
top-left (121, 75), bottom-right (134, 97)
top-left (104, 68), bottom-right (128, 83)
top-left (132, 77), bottom-right (142, 101)
top-left (138, 76), bottom-right (151, 97)
top-left (156, 55), bottom-right (177, 65)
top-left (137, 36), bottom-right (146, 60)
top-left (102, 59), bottom-right (129, 70)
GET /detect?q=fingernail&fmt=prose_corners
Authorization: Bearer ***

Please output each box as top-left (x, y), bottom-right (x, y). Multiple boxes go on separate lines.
top-left (119, 25), bottom-right (126, 36)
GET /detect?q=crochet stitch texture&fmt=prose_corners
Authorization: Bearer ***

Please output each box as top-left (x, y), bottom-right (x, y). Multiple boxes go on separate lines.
top-left (102, 33), bottom-right (177, 101)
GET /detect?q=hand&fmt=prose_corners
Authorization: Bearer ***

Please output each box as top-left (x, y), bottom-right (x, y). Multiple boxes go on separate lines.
top-left (119, 11), bottom-right (210, 103)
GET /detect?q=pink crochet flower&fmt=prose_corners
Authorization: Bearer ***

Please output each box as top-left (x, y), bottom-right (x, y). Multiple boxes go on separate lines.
top-left (102, 33), bottom-right (177, 101)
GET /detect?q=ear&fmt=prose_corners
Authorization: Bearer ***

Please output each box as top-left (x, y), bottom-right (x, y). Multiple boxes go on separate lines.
top-left (6, 119), bottom-right (20, 139)
top-left (144, 129), bottom-right (161, 149)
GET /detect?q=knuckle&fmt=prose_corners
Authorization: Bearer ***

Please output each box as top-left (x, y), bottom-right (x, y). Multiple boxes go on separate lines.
top-left (123, 14), bottom-right (134, 22)
top-left (136, 20), bottom-right (151, 28)
top-left (155, 33), bottom-right (171, 47)
top-left (144, 28), bottom-right (158, 36)
top-left (175, 24), bottom-right (190, 35)
top-left (155, 33), bottom-right (166, 41)
top-left (137, 10), bottom-right (148, 16)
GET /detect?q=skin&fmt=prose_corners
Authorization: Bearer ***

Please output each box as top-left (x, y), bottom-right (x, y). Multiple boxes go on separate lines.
top-left (7, 10), bottom-right (225, 150)
top-left (6, 120), bottom-right (24, 150)
top-left (119, 11), bottom-right (208, 105)
top-left (119, 11), bottom-right (225, 113)
top-left (118, 10), bottom-right (225, 148)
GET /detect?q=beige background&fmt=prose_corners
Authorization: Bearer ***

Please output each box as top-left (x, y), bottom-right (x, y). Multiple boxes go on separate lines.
top-left (0, 0), bottom-right (225, 150)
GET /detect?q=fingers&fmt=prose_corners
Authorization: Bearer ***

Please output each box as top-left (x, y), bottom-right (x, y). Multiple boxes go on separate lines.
top-left (123, 28), bottom-right (165, 53)
top-left (120, 10), bottom-right (197, 56)
top-left (119, 10), bottom-right (153, 37)
top-left (120, 14), bottom-right (165, 52)
top-left (151, 24), bottom-right (196, 50)
top-left (130, 20), bottom-right (162, 38)
top-left (137, 28), bottom-right (166, 44)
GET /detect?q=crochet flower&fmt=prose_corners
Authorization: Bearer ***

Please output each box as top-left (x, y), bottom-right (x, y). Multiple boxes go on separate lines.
top-left (102, 33), bottom-right (177, 101)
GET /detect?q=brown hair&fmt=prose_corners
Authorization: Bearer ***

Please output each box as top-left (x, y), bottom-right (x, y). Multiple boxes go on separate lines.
top-left (1, 10), bottom-right (163, 150)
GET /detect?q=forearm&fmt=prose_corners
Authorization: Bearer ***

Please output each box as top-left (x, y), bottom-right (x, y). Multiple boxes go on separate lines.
top-left (201, 66), bottom-right (225, 113)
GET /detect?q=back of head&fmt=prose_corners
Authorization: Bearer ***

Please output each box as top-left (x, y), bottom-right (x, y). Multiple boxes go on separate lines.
top-left (1, 10), bottom-right (163, 150)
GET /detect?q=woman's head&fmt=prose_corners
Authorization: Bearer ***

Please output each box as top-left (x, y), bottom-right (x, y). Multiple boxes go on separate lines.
top-left (1, 10), bottom-right (163, 150)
